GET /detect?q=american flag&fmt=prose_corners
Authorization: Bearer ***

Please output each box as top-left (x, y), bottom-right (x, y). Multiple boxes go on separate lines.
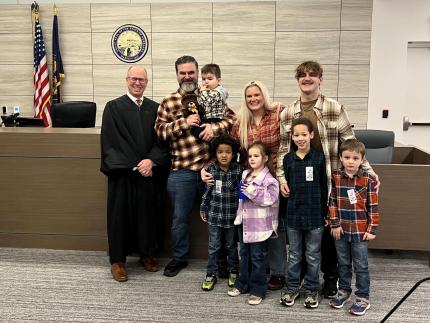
top-left (33, 13), bottom-right (52, 127)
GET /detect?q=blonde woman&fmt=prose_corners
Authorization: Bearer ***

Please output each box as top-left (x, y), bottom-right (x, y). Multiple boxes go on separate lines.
top-left (202, 80), bottom-right (287, 291)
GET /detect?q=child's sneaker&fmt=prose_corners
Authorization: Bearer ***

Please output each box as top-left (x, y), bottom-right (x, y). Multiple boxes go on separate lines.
top-left (248, 294), bottom-right (262, 305)
top-left (349, 298), bottom-right (370, 316)
top-left (329, 289), bottom-right (351, 309)
top-left (227, 287), bottom-right (241, 297)
top-left (228, 272), bottom-right (237, 288)
top-left (201, 274), bottom-right (217, 291)
top-left (303, 290), bottom-right (319, 309)
top-left (280, 290), bottom-right (300, 307)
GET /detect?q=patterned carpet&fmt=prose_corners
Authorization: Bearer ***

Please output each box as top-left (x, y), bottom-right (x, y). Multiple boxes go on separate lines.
top-left (0, 247), bottom-right (429, 322)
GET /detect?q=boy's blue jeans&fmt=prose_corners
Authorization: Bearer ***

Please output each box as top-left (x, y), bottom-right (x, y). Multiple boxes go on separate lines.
top-left (235, 225), bottom-right (268, 299)
top-left (335, 239), bottom-right (370, 299)
top-left (207, 224), bottom-right (239, 275)
top-left (286, 226), bottom-right (323, 292)
top-left (167, 169), bottom-right (203, 261)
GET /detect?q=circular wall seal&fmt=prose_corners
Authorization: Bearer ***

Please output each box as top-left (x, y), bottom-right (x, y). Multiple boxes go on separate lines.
top-left (111, 24), bottom-right (148, 63)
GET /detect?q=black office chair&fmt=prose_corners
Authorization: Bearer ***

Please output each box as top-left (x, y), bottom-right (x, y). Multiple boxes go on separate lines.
top-left (354, 129), bottom-right (395, 164)
top-left (52, 101), bottom-right (96, 128)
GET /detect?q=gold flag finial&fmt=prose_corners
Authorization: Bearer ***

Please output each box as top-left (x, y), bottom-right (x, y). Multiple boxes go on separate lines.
top-left (54, 3), bottom-right (58, 16)
top-left (31, 1), bottom-right (39, 21)
top-left (31, 1), bottom-right (39, 13)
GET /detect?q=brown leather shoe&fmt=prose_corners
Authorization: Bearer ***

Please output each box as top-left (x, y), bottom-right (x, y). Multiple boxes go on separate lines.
top-left (268, 275), bottom-right (285, 290)
top-left (111, 262), bottom-right (128, 282)
top-left (140, 257), bottom-right (159, 272)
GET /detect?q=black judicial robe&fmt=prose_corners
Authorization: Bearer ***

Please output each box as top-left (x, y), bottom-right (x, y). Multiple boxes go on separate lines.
top-left (100, 95), bottom-right (170, 263)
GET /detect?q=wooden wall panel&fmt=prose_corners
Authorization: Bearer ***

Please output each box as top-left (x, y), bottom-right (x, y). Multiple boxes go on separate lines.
top-left (0, 34), bottom-right (33, 64)
top-left (213, 2), bottom-right (275, 32)
top-left (275, 31), bottom-right (340, 65)
top-left (0, 64), bottom-right (34, 96)
top-left (341, 0), bottom-right (373, 30)
top-left (45, 33), bottom-right (93, 65)
top-left (218, 65), bottom-right (274, 100)
top-left (338, 64), bottom-right (370, 97)
top-left (151, 32), bottom-right (212, 66)
top-left (37, 4), bottom-right (91, 34)
top-left (340, 31), bottom-right (371, 64)
top-left (0, 6), bottom-right (32, 33)
top-left (338, 97), bottom-right (369, 128)
top-left (60, 64), bottom-right (94, 97)
top-left (90, 4), bottom-right (151, 33)
top-left (151, 3), bottom-right (212, 33)
top-left (0, 0), bottom-right (372, 128)
top-left (276, 0), bottom-right (341, 31)
top-left (213, 33), bottom-right (275, 66)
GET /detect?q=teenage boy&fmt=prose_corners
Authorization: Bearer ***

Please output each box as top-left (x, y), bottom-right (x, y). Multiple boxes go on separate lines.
top-left (276, 61), bottom-right (380, 298)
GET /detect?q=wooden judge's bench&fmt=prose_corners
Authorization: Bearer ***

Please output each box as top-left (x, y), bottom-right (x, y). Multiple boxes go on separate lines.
top-left (0, 127), bottom-right (429, 258)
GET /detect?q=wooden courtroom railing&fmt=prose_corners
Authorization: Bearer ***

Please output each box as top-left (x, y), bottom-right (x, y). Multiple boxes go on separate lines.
top-left (0, 128), bottom-right (428, 257)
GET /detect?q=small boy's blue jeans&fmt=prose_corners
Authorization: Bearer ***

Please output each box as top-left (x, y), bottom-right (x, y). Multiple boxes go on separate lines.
top-left (335, 239), bottom-right (370, 299)
top-left (286, 226), bottom-right (323, 292)
top-left (206, 224), bottom-right (238, 275)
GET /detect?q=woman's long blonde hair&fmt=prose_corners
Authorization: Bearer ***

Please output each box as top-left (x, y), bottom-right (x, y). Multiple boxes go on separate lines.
top-left (237, 80), bottom-right (274, 150)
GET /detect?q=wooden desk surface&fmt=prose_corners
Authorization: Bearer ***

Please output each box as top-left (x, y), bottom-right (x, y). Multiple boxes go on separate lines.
top-left (0, 127), bottom-right (101, 158)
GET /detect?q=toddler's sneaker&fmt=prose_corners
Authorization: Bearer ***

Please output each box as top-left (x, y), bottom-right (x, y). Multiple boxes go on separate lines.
top-left (349, 298), bottom-right (370, 316)
top-left (304, 290), bottom-right (319, 309)
top-left (227, 287), bottom-right (241, 297)
top-left (329, 289), bottom-right (351, 309)
top-left (228, 272), bottom-right (237, 288)
top-left (201, 274), bottom-right (217, 291)
top-left (248, 294), bottom-right (262, 305)
top-left (280, 290), bottom-right (300, 307)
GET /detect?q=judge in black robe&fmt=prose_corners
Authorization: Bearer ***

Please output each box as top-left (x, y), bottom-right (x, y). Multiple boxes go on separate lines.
top-left (100, 66), bottom-right (170, 281)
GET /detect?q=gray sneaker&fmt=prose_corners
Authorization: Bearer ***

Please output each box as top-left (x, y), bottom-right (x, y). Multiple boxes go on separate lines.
top-left (304, 290), bottom-right (319, 309)
top-left (280, 290), bottom-right (300, 307)
top-left (329, 289), bottom-right (351, 309)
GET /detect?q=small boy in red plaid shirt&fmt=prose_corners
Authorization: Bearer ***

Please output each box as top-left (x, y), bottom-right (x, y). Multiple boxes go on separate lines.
top-left (328, 139), bottom-right (380, 316)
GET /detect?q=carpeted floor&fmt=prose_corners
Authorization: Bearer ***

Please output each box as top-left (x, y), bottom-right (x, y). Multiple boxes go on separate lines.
top-left (0, 247), bottom-right (429, 322)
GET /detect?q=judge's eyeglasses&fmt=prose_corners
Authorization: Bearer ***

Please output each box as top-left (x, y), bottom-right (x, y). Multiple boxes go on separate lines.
top-left (127, 77), bottom-right (148, 84)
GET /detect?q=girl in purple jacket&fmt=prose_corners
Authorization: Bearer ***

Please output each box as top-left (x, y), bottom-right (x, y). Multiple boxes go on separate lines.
top-left (228, 142), bottom-right (279, 305)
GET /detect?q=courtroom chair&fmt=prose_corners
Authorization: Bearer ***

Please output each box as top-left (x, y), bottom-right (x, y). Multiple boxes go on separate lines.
top-left (52, 101), bottom-right (96, 128)
top-left (354, 129), bottom-right (395, 164)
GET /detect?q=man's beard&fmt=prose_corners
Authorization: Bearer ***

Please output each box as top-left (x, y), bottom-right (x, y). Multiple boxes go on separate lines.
top-left (180, 80), bottom-right (197, 93)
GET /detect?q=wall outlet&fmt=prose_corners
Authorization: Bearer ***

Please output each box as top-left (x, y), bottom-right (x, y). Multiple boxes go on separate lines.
top-left (382, 109), bottom-right (389, 118)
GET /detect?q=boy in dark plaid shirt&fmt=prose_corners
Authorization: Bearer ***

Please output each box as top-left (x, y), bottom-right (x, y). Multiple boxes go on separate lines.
top-left (280, 117), bottom-right (327, 309)
top-left (328, 139), bottom-right (379, 316)
top-left (200, 135), bottom-right (243, 291)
